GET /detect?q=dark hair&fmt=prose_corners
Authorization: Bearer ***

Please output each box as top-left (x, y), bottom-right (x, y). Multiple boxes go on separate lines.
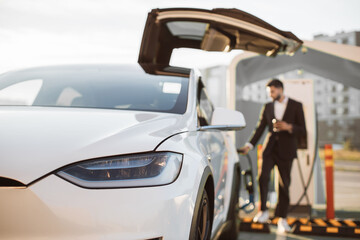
top-left (267, 78), bottom-right (283, 89)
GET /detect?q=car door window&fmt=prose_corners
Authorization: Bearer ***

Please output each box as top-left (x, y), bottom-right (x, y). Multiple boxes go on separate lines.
top-left (138, 8), bottom-right (303, 75)
top-left (197, 80), bottom-right (214, 126)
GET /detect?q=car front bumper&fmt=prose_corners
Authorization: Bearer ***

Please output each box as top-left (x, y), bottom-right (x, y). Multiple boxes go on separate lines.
top-left (0, 154), bottom-right (204, 240)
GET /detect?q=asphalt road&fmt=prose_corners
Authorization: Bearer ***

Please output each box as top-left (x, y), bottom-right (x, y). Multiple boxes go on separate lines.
top-left (238, 225), bottom-right (359, 240)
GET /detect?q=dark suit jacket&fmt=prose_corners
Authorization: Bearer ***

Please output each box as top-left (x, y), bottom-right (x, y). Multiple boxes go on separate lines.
top-left (249, 98), bottom-right (306, 160)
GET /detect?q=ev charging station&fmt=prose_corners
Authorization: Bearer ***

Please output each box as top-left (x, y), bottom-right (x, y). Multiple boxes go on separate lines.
top-left (282, 79), bottom-right (317, 212)
top-left (205, 53), bottom-right (322, 215)
top-left (204, 40), bottom-right (360, 218)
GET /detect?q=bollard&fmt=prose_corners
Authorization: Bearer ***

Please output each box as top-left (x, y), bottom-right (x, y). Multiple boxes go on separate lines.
top-left (324, 144), bottom-right (335, 219)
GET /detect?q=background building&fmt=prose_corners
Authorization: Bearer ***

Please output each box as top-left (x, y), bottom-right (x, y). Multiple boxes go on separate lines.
top-left (314, 31), bottom-right (360, 46)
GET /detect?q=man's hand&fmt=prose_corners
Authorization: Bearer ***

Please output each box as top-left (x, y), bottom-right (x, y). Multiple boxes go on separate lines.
top-left (238, 146), bottom-right (250, 155)
top-left (274, 121), bottom-right (293, 133)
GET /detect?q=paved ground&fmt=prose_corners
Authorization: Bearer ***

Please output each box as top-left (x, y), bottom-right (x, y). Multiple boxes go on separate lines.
top-left (238, 225), bottom-right (359, 240)
top-left (236, 160), bottom-right (360, 240)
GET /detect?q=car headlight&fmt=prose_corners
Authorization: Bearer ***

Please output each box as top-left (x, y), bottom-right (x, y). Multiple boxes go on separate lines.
top-left (56, 152), bottom-right (183, 188)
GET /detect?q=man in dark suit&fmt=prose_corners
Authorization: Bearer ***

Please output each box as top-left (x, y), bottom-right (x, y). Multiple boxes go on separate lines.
top-left (239, 79), bottom-right (306, 233)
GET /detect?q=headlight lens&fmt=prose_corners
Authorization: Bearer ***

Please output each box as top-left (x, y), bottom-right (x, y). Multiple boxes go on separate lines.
top-left (56, 152), bottom-right (183, 188)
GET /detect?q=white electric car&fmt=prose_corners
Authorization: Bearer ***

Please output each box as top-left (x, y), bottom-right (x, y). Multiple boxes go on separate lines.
top-left (0, 8), bottom-right (302, 240)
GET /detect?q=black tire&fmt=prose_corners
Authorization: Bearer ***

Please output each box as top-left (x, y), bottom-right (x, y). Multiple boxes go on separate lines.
top-left (191, 188), bottom-right (213, 240)
top-left (218, 164), bottom-right (240, 240)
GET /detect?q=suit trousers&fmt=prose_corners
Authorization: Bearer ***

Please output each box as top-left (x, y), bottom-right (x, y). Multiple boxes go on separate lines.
top-left (259, 141), bottom-right (294, 218)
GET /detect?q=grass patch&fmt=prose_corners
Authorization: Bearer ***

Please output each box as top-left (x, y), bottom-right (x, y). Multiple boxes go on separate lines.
top-left (319, 149), bottom-right (360, 161)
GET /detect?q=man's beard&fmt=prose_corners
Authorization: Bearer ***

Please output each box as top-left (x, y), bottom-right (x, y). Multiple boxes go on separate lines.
top-left (274, 93), bottom-right (282, 101)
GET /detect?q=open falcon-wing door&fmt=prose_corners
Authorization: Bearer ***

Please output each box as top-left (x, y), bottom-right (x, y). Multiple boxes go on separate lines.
top-left (138, 8), bottom-right (303, 76)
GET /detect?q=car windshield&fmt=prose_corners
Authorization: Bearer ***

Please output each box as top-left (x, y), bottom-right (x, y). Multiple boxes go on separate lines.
top-left (0, 65), bottom-right (189, 114)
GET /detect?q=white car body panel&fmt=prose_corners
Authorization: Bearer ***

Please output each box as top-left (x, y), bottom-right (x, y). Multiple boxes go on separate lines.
top-left (1, 154), bottom-right (203, 240)
top-left (157, 131), bottom-right (240, 237)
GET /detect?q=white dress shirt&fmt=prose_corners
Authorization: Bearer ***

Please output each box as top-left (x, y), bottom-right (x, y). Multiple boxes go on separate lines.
top-left (274, 96), bottom-right (288, 120)
top-left (245, 96), bottom-right (289, 150)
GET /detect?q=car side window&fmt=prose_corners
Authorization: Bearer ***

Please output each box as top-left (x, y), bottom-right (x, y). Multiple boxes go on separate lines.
top-left (197, 79), bottom-right (214, 126)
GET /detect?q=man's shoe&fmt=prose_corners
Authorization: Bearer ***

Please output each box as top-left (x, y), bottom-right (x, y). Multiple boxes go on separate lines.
top-left (253, 210), bottom-right (269, 223)
top-left (277, 217), bottom-right (292, 234)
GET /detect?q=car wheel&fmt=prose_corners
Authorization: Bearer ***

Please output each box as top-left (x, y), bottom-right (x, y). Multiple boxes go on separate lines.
top-left (193, 188), bottom-right (212, 240)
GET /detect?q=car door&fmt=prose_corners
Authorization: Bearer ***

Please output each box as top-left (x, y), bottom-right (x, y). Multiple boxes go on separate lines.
top-left (196, 79), bottom-right (229, 231)
top-left (138, 8), bottom-right (303, 75)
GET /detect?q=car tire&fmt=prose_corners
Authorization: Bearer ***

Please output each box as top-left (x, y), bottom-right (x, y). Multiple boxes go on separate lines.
top-left (190, 188), bottom-right (213, 240)
top-left (218, 163), bottom-right (240, 240)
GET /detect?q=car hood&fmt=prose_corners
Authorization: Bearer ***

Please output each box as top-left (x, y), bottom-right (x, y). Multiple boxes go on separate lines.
top-left (0, 107), bottom-right (188, 185)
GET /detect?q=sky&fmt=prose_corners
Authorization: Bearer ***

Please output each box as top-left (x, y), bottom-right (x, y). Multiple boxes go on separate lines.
top-left (0, 0), bottom-right (359, 73)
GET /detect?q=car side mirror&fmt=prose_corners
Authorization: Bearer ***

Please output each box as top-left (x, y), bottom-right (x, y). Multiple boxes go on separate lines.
top-left (199, 107), bottom-right (246, 131)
